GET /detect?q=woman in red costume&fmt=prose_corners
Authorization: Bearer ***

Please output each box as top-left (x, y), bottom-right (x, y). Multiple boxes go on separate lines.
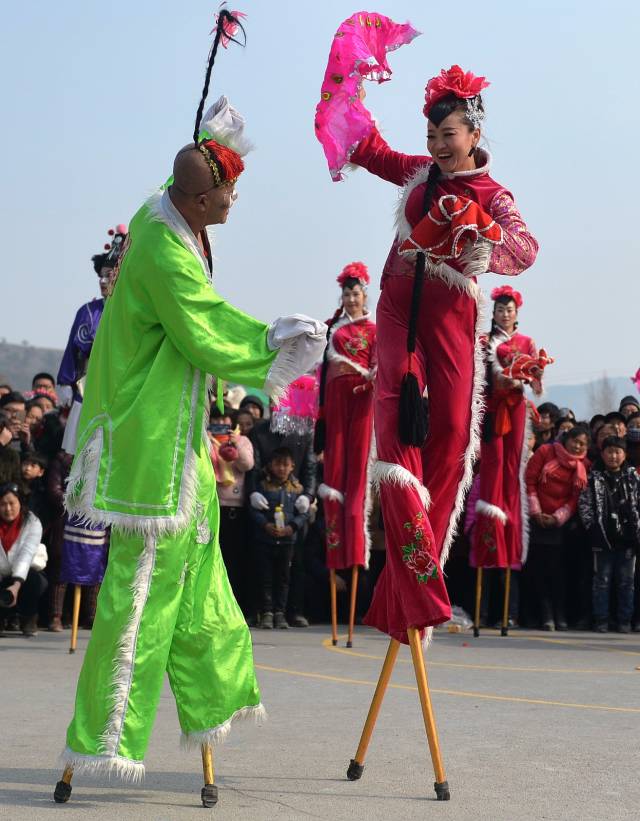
top-left (471, 285), bottom-right (541, 634)
top-left (348, 66), bottom-right (539, 643)
top-left (315, 262), bottom-right (376, 647)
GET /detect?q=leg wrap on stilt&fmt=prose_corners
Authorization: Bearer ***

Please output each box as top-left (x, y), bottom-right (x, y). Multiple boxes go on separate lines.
top-left (347, 759), bottom-right (365, 780)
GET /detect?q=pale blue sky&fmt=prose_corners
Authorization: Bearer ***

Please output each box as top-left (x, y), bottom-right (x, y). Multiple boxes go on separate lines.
top-left (2, 0), bottom-right (638, 387)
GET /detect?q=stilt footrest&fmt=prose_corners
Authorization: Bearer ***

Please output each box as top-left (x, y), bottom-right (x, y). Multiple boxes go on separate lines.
top-left (54, 780), bottom-right (72, 803)
top-left (347, 759), bottom-right (364, 781)
top-left (201, 783), bottom-right (218, 807)
top-left (434, 780), bottom-right (450, 801)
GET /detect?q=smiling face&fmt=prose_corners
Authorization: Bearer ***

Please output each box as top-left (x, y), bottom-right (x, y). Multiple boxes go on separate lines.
top-left (493, 299), bottom-right (518, 333)
top-left (342, 284), bottom-right (366, 318)
top-left (427, 109), bottom-right (480, 174)
top-left (602, 445), bottom-right (626, 471)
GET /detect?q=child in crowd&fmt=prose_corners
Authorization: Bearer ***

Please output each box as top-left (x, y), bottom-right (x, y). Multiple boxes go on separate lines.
top-left (21, 453), bottom-right (49, 525)
top-left (525, 426), bottom-right (590, 630)
top-left (579, 436), bottom-right (640, 633)
top-left (250, 447), bottom-right (309, 629)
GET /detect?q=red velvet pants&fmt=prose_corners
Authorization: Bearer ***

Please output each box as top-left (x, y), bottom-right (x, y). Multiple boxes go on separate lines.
top-left (472, 395), bottom-right (528, 569)
top-left (322, 373), bottom-right (374, 569)
top-left (364, 276), bottom-right (482, 643)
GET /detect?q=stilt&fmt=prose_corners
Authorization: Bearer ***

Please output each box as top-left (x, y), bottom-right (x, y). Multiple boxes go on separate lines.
top-left (473, 567), bottom-right (483, 638)
top-left (329, 569), bottom-right (338, 646)
top-left (346, 638), bottom-right (400, 781)
top-left (407, 627), bottom-right (450, 800)
top-left (501, 567), bottom-right (512, 637)
top-left (201, 743), bottom-right (218, 807)
top-left (69, 585), bottom-right (81, 654)
top-left (346, 565), bottom-right (359, 648)
top-left (53, 765), bottom-right (73, 803)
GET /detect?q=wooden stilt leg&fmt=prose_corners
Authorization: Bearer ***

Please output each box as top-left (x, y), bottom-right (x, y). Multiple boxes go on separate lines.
top-left (501, 567), bottom-right (512, 637)
top-left (346, 638), bottom-right (400, 781)
top-left (346, 566), bottom-right (359, 648)
top-left (329, 569), bottom-right (338, 646)
top-left (407, 627), bottom-right (450, 801)
top-left (473, 567), bottom-right (483, 638)
top-left (53, 765), bottom-right (73, 803)
top-left (201, 743), bottom-right (218, 807)
top-left (69, 585), bottom-right (81, 654)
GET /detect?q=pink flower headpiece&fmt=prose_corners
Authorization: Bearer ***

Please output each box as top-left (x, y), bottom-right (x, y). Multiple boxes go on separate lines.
top-left (337, 261), bottom-right (370, 288)
top-left (423, 65), bottom-right (490, 122)
top-left (212, 7), bottom-right (247, 48)
top-left (491, 285), bottom-right (523, 308)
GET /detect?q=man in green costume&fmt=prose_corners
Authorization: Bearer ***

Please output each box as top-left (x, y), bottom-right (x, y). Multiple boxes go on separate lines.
top-left (54, 93), bottom-right (326, 795)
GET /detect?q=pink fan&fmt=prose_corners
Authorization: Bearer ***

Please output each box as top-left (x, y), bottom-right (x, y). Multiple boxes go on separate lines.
top-left (314, 11), bottom-right (420, 181)
top-left (631, 368), bottom-right (640, 392)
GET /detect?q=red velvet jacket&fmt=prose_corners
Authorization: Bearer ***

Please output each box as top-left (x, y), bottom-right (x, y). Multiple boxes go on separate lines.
top-left (350, 128), bottom-right (538, 284)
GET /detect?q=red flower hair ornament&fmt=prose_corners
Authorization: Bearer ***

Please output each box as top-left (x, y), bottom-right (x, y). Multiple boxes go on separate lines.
top-left (423, 65), bottom-right (490, 122)
top-left (491, 285), bottom-right (523, 308)
top-left (337, 261), bottom-right (370, 288)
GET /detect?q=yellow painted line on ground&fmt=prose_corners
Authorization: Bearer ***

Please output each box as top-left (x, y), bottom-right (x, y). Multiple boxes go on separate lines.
top-left (320, 637), bottom-right (635, 675)
top-left (518, 635), bottom-right (640, 657)
top-left (256, 663), bottom-right (640, 714)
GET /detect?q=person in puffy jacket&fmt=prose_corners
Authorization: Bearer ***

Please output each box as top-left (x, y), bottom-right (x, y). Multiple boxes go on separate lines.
top-left (579, 437), bottom-right (640, 633)
top-left (249, 447), bottom-right (309, 629)
top-left (524, 426), bottom-right (590, 630)
top-left (0, 481), bottom-right (48, 636)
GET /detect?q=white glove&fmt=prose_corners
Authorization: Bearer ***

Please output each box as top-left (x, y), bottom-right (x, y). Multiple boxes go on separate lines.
top-left (265, 314), bottom-right (328, 398)
top-left (295, 495), bottom-right (311, 514)
top-left (250, 492), bottom-right (269, 511)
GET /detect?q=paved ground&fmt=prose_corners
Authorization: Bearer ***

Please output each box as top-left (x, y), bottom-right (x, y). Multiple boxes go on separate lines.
top-left (2, 624), bottom-right (640, 821)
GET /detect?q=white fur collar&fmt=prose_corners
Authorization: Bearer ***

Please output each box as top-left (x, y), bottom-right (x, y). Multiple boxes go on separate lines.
top-left (334, 309), bottom-right (372, 329)
top-left (395, 149), bottom-right (492, 241)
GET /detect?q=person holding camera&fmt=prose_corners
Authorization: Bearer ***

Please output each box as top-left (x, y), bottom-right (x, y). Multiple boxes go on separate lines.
top-left (0, 392), bottom-right (34, 457)
top-left (208, 406), bottom-right (254, 616)
top-left (0, 482), bottom-right (48, 636)
top-left (0, 412), bottom-right (22, 486)
top-left (579, 436), bottom-right (640, 633)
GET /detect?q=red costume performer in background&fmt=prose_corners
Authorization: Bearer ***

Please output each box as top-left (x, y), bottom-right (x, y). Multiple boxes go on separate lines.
top-left (472, 286), bottom-right (541, 571)
top-left (349, 67), bottom-right (539, 644)
top-left (317, 263), bottom-right (377, 571)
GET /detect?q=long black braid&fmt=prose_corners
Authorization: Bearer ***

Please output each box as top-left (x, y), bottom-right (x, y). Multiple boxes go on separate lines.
top-left (192, 9), bottom-right (246, 145)
top-left (398, 162), bottom-right (442, 446)
top-left (313, 306), bottom-right (344, 454)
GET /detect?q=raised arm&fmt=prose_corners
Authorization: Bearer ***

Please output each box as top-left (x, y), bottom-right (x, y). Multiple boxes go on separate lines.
top-left (488, 190), bottom-right (539, 276)
top-left (350, 126), bottom-right (430, 187)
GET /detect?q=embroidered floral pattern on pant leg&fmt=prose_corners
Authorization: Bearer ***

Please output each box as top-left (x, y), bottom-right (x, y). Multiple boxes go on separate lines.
top-left (326, 517), bottom-right (341, 550)
top-left (401, 511), bottom-right (438, 584)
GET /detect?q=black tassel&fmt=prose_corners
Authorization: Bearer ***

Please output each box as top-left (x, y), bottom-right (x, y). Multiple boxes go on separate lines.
top-left (313, 417), bottom-right (326, 454)
top-left (398, 251), bottom-right (429, 446)
top-left (399, 372), bottom-right (428, 446)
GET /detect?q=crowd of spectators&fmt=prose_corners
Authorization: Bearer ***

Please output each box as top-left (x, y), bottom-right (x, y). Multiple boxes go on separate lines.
top-left (1, 373), bottom-right (640, 637)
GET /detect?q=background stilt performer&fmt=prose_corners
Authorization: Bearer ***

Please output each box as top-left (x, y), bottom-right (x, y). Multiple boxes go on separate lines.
top-left (315, 262), bottom-right (376, 648)
top-left (54, 10), bottom-right (326, 807)
top-left (471, 286), bottom-right (542, 636)
top-left (315, 10), bottom-right (538, 801)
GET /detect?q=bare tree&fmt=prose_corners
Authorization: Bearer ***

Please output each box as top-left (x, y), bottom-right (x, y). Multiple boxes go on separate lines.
top-left (586, 373), bottom-right (616, 416)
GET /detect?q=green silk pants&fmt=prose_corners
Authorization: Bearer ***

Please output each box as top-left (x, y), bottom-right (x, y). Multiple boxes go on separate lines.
top-left (61, 451), bottom-right (263, 779)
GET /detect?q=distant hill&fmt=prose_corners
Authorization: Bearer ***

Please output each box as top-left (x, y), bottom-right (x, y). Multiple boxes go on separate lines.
top-left (542, 376), bottom-right (637, 420)
top-left (0, 340), bottom-right (64, 392)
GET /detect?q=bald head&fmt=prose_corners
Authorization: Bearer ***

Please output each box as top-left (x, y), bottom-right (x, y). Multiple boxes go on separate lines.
top-left (172, 145), bottom-right (215, 195)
